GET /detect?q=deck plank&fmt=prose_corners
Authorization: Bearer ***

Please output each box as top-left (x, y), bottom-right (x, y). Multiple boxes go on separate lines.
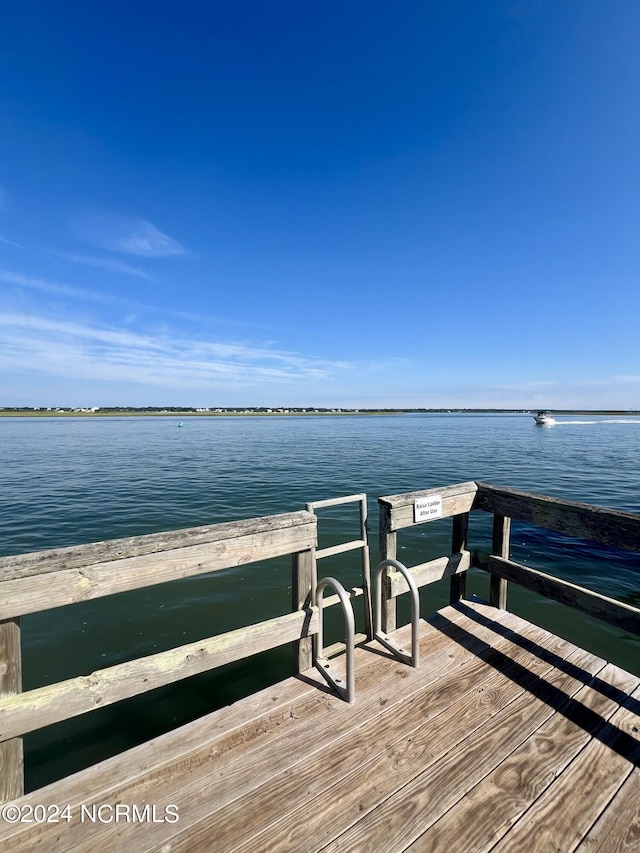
top-left (0, 600), bottom-right (637, 853)
top-left (575, 767), bottom-right (640, 852)
top-left (145, 610), bottom-right (599, 853)
top-left (491, 683), bottom-right (640, 853)
top-left (226, 632), bottom-right (595, 853)
top-left (66, 604), bottom-right (535, 853)
top-left (406, 662), bottom-right (640, 852)
top-left (0, 603), bottom-right (514, 852)
top-left (318, 648), bottom-right (607, 852)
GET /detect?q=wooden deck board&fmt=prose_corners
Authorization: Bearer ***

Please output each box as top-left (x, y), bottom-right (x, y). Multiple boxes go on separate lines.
top-left (319, 644), bottom-right (607, 853)
top-left (575, 767), bottom-right (640, 852)
top-left (1, 599), bottom-right (639, 853)
top-left (491, 682), bottom-right (640, 853)
top-left (163, 608), bottom-right (580, 853)
top-left (64, 604), bottom-right (534, 853)
top-left (0, 603), bottom-right (515, 853)
top-left (405, 662), bottom-right (640, 852)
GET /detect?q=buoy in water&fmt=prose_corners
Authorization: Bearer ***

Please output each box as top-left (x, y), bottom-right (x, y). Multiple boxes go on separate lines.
top-left (178, 421), bottom-right (184, 427)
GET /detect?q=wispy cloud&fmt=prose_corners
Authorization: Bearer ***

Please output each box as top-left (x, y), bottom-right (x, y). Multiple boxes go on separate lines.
top-left (78, 215), bottom-right (187, 257)
top-left (0, 270), bottom-right (124, 306)
top-left (0, 235), bottom-right (65, 265)
top-left (0, 270), bottom-right (268, 330)
top-left (59, 253), bottom-right (151, 279)
top-left (0, 312), bottom-right (349, 391)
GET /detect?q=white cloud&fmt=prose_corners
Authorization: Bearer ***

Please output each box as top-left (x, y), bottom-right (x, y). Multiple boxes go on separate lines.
top-left (0, 235), bottom-right (64, 264)
top-left (0, 270), bottom-right (114, 303)
top-left (0, 269), bottom-right (268, 329)
top-left (59, 253), bottom-right (152, 279)
top-left (0, 312), bottom-right (348, 391)
top-left (78, 215), bottom-right (187, 257)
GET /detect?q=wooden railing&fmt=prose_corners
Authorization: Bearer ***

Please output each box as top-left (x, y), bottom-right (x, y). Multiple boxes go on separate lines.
top-left (0, 510), bottom-right (320, 803)
top-left (473, 482), bottom-right (640, 634)
top-left (378, 481), bottom-right (478, 632)
top-left (378, 481), bottom-right (640, 638)
top-left (3, 482), bottom-right (639, 804)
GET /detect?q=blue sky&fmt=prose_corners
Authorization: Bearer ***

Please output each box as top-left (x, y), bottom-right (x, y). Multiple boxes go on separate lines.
top-left (1, 1), bottom-right (639, 408)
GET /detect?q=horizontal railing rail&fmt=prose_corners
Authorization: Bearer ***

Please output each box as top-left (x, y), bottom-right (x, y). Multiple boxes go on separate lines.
top-left (0, 508), bottom-right (327, 803)
top-left (3, 481), bottom-right (639, 805)
top-left (475, 482), bottom-right (640, 552)
top-left (378, 481), bottom-right (478, 532)
top-left (0, 608), bottom-right (321, 744)
top-left (474, 482), bottom-right (640, 615)
top-left (0, 511), bottom-right (317, 620)
top-left (386, 551), bottom-right (474, 598)
top-left (378, 480), bottom-right (640, 633)
top-left (474, 552), bottom-right (640, 636)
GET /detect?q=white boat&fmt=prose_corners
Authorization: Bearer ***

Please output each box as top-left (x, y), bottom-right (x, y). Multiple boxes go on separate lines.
top-left (533, 410), bottom-right (556, 425)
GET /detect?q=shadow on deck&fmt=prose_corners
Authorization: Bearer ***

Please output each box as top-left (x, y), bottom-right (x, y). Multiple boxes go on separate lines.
top-left (2, 597), bottom-right (639, 852)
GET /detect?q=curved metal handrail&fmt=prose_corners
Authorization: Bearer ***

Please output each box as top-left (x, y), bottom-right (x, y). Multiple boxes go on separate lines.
top-left (373, 558), bottom-right (420, 667)
top-left (314, 577), bottom-right (356, 704)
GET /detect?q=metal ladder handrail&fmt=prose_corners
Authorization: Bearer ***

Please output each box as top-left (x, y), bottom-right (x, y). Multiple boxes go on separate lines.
top-left (306, 493), bottom-right (372, 640)
top-left (314, 577), bottom-right (356, 704)
top-left (373, 558), bottom-right (420, 667)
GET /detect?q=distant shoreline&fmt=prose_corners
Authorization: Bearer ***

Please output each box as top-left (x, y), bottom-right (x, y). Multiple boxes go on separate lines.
top-left (1, 409), bottom-right (639, 418)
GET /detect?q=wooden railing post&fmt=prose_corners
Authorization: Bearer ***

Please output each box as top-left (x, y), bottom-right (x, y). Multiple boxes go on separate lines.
top-left (450, 513), bottom-right (469, 604)
top-left (378, 505), bottom-right (397, 633)
top-left (292, 549), bottom-right (315, 674)
top-left (0, 617), bottom-right (23, 803)
top-left (490, 514), bottom-right (511, 610)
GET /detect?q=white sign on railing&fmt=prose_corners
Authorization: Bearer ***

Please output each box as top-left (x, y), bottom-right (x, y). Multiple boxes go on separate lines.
top-left (414, 495), bottom-right (443, 522)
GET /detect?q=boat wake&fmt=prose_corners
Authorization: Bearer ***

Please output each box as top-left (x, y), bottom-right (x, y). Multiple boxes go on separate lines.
top-left (554, 419), bottom-right (640, 426)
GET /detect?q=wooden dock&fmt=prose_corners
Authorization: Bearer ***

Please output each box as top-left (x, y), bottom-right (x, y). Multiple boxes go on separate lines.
top-left (2, 484), bottom-right (640, 851)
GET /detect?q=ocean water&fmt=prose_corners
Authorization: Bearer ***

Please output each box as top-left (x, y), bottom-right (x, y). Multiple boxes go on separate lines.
top-left (1, 413), bottom-right (639, 790)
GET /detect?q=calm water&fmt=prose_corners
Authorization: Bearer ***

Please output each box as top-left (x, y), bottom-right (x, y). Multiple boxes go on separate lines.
top-left (2, 413), bottom-right (640, 790)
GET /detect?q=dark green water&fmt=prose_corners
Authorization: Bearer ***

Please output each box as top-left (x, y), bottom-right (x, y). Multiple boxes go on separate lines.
top-left (1, 413), bottom-right (639, 790)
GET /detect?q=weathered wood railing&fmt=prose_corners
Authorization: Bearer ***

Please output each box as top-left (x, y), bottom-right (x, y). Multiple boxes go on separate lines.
top-left (474, 482), bottom-right (640, 634)
top-left (378, 481), bottom-right (640, 638)
top-left (4, 482), bottom-right (639, 805)
top-left (0, 510), bottom-right (324, 803)
top-left (378, 481), bottom-right (478, 632)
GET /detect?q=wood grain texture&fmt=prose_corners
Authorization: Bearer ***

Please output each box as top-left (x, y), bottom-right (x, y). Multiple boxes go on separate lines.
top-left (575, 768), bottom-right (640, 852)
top-left (320, 644), bottom-right (607, 853)
top-left (0, 604), bottom-right (502, 846)
top-left (449, 513), bottom-right (469, 604)
top-left (477, 552), bottom-right (640, 635)
top-left (492, 682), bottom-right (640, 853)
top-left (0, 609), bottom-right (319, 741)
top-left (490, 513), bottom-right (510, 610)
top-left (292, 549), bottom-right (315, 673)
top-left (378, 481), bottom-right (478, 532)
top-left (388, 552), bottom-right (472, 598)
top-left (0, 603), bottom-right (526, 851)
top-left (1, 600), bottom-right (638, 853)
top-left (407, 662), bottom-right (640, 852)
top-left (77, 606), bottom-right (573, 853)
top-left (223, 622), bottom-right (591, 853)
top-left (476, 482), bottom-right (640, 552)
top-left (0, 618), bottom-right (22, 803)
top-left (0, 518), bottom-right (317, 620)
top-left (0, 511), bottom-right (316, 581)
